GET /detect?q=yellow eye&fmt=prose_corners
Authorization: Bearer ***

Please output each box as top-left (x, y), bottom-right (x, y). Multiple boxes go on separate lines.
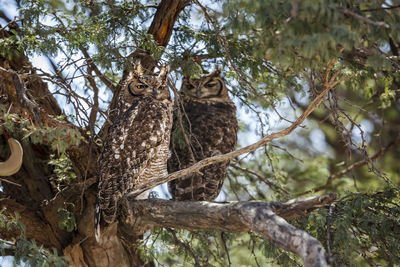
top-left (137, 84), bottom-right (147, 89)
top-left (187, 84), bottom-right (195, 89)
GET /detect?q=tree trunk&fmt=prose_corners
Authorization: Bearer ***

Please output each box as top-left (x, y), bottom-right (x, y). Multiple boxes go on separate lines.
top-left (0, 1), bottom-right (189, 266)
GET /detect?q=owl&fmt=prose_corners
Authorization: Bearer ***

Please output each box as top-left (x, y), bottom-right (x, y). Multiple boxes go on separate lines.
top-left (95, 62), bottom-right (172, 241)
top-left (168, 70), bottom-right (238, 201)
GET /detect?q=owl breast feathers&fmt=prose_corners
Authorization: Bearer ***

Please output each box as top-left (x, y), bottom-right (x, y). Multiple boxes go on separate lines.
top-left (95, 64), bottom-right (172, 242)
top-left (168, 70), bottom-right (238, 201)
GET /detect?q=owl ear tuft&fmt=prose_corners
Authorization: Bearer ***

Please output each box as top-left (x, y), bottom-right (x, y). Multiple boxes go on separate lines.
top-left (212, 69), bottom-right (221, 77)
top-left (133, 59), bottom-right (144, 75)
top-left (158, 65), bottom-right (169, 80)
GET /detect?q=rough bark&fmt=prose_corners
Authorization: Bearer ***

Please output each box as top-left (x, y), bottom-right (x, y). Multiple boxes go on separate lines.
top-left (0, 1), bottom-right (189, 267)
top-left (120, 194), bottom-right (335, 267)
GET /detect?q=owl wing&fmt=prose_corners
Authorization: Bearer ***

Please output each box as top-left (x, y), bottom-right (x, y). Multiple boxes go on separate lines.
top-left (168, 101), bottom-right (238, 201)
top-left (95, 97), bottom-right (170, 240)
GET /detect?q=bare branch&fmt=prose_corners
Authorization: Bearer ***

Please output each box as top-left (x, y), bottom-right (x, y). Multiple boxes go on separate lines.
top-left (0, 177), bottom-right (22, 187)
top-left (361, 4), bottom-right (400, 12)
top-left (297, 135), bottom-right (400, 196)
top-left (81, 49), bottom-right (116, 92)
top-left (341, 8), bottom-right (390, 28)
top-left (0, 67), bottom-right (41, 126)
top-left (86, 69), bottom-right (100, 132)
top-left (121, 194), bottom-right (336, 267)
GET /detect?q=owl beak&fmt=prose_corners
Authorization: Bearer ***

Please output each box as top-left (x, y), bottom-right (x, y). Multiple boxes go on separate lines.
top-left (196, 87), bottom-right (202, 98)
top-left (153, 87), bottom-right (159, 98)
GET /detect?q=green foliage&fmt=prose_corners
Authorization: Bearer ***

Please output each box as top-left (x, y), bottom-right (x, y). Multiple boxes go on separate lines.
top-left (140, 228), bottom-right (235, 266)
top-left (0, 208), bottom-right (68, 266)
top-left (140, 228), bottom-right (303, 267)
top-left (223, 0), bottom-right (394, 71)
top-left (48, 153), bottom-right (76, 187)
top-left (57, 205), bottom-right (77, 232)
top-left (18, 0), bottom-right (160, 70)
top-left (0, 105), bottom-right (83, 154)
top-left (171, 118), bottom-right (192, 151)
top-left (297, 186), bottom-right (400, 266)
top-left (0, 31), bottom-right (22, 60)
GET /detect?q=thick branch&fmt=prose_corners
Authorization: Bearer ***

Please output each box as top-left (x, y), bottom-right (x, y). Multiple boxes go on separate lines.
top-left (121, 194), bottom-right (335, 267)
top-left (147, 0), bottom-right (189, 47)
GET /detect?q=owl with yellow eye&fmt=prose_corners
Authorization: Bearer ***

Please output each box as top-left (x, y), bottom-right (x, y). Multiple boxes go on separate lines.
top-left (168, 70), bottom-right (238, 201)
top-left (95, 61), bottom-right (172, 242)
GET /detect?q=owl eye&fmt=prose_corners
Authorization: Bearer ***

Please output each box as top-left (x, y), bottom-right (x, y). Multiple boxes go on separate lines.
top-left (187, 84), bottom-right (195, 90)
top-left (205, 81), bottom-right (216, 88)
top-left (136, 84), bottom-right (148, 89)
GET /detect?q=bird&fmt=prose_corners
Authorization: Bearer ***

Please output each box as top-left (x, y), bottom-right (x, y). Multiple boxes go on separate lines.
top-left (95, 62), bottom-right (172, 242)
top-left (168, 70), bottom-right (238, 201)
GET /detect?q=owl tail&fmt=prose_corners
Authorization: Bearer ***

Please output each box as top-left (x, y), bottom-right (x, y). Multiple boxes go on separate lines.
top-left (94, 202), bottom-right (102, 243)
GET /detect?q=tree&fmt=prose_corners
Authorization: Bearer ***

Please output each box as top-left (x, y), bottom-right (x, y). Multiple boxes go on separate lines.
top-left (0, 0), bottom-right (399, 266)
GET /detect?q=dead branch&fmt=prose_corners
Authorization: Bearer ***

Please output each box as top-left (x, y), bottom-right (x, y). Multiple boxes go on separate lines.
top-left (121, 193), bottom-right (336, 267)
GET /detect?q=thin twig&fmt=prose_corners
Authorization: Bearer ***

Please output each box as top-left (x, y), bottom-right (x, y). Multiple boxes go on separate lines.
top-left (297, 134), bottom-right (400, 196)
top-left (231, 163), bottom-right (289, 195)
top-left (361, 4), bottom-right (400, 12)
top-left (81, 48), bottom-right (116, 92)
top-left (0, 178), bottom-right (21, 187)
top-left (341, 8), bottom-right (390, 28)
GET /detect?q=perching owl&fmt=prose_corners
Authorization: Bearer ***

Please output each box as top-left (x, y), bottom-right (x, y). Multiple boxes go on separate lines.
top-left (95, 62), bottom-right (172, 241)
top-left (168, 70), bottom-right (238, 201)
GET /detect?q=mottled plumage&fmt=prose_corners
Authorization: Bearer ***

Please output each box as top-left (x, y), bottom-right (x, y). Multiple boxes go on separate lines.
top-left (95, 63), bottom-right (172, 241)
top-left (168, 70), bottom-right (238, 201)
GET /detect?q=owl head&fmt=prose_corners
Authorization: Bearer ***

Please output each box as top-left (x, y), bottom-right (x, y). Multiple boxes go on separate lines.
top-left (181, 70), bottom-right (230, 102)
top-left (126, 61), bottom-right (170, 101)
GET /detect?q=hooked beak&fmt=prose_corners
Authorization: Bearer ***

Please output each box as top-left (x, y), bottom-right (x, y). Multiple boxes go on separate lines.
top-left (153, 87), bottom-right (159, 98)
top-left (196, 87), bottom-right (201, 98)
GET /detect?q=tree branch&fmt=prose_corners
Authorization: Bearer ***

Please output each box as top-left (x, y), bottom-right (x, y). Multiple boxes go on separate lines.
top-left (121, 194), bottom-right (336, 267)
top-left (129, 65), bottom-right (355, 196)
top-left (341, 8), bottom-right (390, 28)
top-left (297, 135), bottom-right (400, 196)
top-left (81, 48), bottom-right (116, 93)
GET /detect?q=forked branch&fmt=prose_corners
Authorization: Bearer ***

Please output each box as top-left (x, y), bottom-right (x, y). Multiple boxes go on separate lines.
top-left (121, 193), bottom-right (336, 267)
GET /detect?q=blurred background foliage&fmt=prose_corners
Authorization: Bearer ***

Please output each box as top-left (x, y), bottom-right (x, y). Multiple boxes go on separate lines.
top-left (1, 0), bottom-right (400, 266)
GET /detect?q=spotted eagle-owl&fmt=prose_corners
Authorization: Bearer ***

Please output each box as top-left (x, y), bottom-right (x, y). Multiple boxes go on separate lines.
top-left (95, 62), bottom-right (172, 241)
top-left (168, 70), bottom-right (238, 201)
